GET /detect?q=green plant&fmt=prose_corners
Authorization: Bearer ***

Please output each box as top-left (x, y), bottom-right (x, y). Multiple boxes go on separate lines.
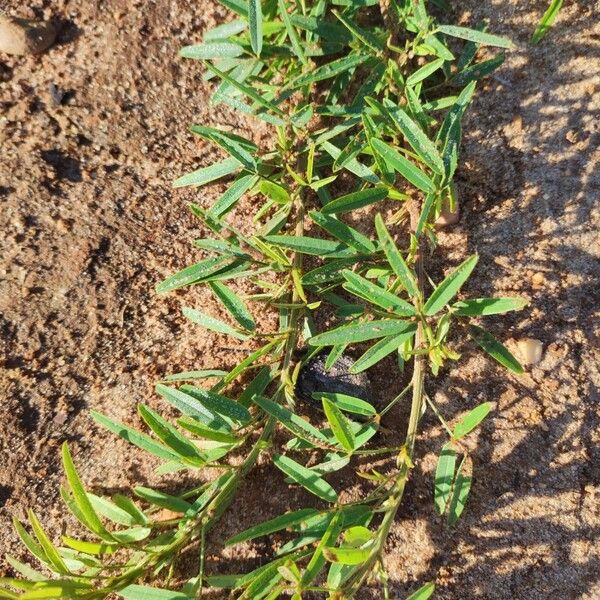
top-left (532, 0), bottom-right (563, 44)
top-left (4, 1), bottom-right (528, 598)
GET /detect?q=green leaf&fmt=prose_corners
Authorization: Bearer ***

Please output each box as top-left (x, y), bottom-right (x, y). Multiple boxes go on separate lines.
top-left (415, 192), bottom-right (436, 238)
top-left (273, 455), bottom-right (338, 502)
top-left (156, 255), bottom-right (234, 293)
top-left (87, 494), bottom-right (139, 526)
top-left (302, 257), bottom-right (363, 286)
top-left (27, 510), bottom-right (70, 574)
top-left (91, 410), bottom-right (184, 462)
top-left (406, 58), bottom-right (445, 86)
top-left (138, 404), bottom-right (205, 463)
top-left (178, 418), bottom-right (239, 443)
top-left (447, 457), bottom-right (472, 525)
top-left (210, 281), bottom-right (255, 330)
top-left (323, 546), bottom-right (370, 565)
top-left (205, 62), bottom-right (285, 116)
top-left (226, 508), bottom-right (320, 545)
top-left (451, 55), bottom-right (504, 87)
top-left (342, 270), bottom-right (415, 316)
top-left (253, 395), bottom-right (330, 447)
top-left (300, 512), bottom-right (344, 587)
top-left (468, 325), bottom-right (524, 374)
top-left (162, 370), bottom-right (227, 382)
top-left (374, 214), bottom-right (418, 297)
top-left (437, 24), bottom-right (514, 49)
top-left (190, 125), bottom-right (257, 172)
top-left (260, 179), bottom-right (290, 204)
top-left (173, 157), bottom-right (241, 189)
top-left (155, 384), bottom-right (232, 431)
top-left (350, 331), bottom-right (415, 374)
top-left (423, 255), bottom-right (478, 316)
top-left (179, 42), bottom-right (244, 59)
top-left (532, 0), bottom-right (563, 43)
top-left (453, 402), bottom-right (492, 439)
top-left (321, 140), bottom-right (379, 184)
top-left (333, 10), bottom-right (383, 52)
top-left (180, 385), bottom-right (251, 424)
top-left (290, 53), bottom-right (368, 88)
top-left (134, 487), bottom-right (191, 514)
top-left (12, 517), bottom-right (53, 571)
top-left (248, 0), bottom-right (263, 56)
top-left (119, 585), bottom-right (191, 600)
top-left (62, 444), bottom-right (111, 539)
top-left (322, 398), bottom-right (356, 452)
top-left (434, 442), bottom-right (457, 515)
top-left (61, 536), bottom-right (117, 555)
top-left (384, 101), bottom-right (445, 175)
top-left (321, 186), bottom-right (388, 214)
top-left (309, 319), bottom-right (417, 347)
top-left (370, 138), bottom-right (435, 193)
top-left (453, 297), bottom-right (528, 316)
top-left (182, 306), bottom-right (248, 340)
top-left (310, 211), bottom-right (376, 254)
top-left (278, 0), bottom-right (307, 64)
top-left (314, 393), bottom-right (376, 417)
top-left (406, 582), bottom-right (435, 600)
top-left (209, 174), bottom-right (259, 219)
top-left (204, 19), bottom-right (247, 41)
top-left (263, 235), bottom-right (352, 257)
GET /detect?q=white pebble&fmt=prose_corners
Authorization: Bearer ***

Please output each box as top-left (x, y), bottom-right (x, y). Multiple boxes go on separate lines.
top-left (516, 338), bottom-right (544, 365)
top-left (0, 14), bottom-right (56, 56)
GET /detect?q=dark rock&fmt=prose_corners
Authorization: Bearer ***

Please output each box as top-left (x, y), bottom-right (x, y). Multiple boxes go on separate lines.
top-left (296, 352), bottom-right (374, 407)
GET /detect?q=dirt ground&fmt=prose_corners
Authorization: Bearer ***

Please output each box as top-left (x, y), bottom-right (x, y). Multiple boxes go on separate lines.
top-left (0, 1), bottom-right (599, 598)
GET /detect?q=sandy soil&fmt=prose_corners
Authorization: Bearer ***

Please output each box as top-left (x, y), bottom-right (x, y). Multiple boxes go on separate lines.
top-left (0, 1), bottom-right (599, 598)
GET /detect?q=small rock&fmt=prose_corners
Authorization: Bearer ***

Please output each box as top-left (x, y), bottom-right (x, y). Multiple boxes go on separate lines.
top-left (436, 187), bottom-right (460, 227)
top-left (296, 352), bottom-right (374, 407)
top-left (0, 14), bottom-right (56, 56)
top-left (436, 198), bottom-right (460, 226)
top-left (516, 338), bottom-right (544, 366)
top-left (531, 272), bottom-right (545, 288)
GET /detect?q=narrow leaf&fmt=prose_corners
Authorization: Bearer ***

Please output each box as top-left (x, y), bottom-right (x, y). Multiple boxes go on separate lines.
top-left (322, 398), bottom-right (356, 453)
top-left (91, 410), bottom-right (183, 462)
top-left (321, 186), bottom-right (388, 215)
top-left (173, 157), bottom-right (241, 189)
top-left (273, 454), bottom-right (338, 502)
top-left (406, 582), bottom-right (435, 600)
top-left (453, 402), bottom-right (492, 439)
top-left (423, 255), bottom-right (478, 316)
top-left (438, 24), bottom-right (514, 49)
top-left (309, 319), bottom-right (417, 347)
top-left (226, 508), bottom-right (320, 545)
top-left (62, 444), bottom-right (110, 539)
top-left (434, 443), bottom-right (457, 515)
top-left (210, 281), bottom-right (255, 330)
top-left (469, 325), bottom-right (524, 374)
top-left (314, 393), bottom-right (376, 417)
top-left (374, 214), bottom-right (418, 297)
top-left (453, 297), bottom-right (528, 316)
top-left (370, 138), bottom-right (435, 193)
top-left (248, 0), bottom-right (263, 56)
top-left (447, 457), bottom-right (473, 525)
top-left (532, 0), bottom-right (563, 44)
top-left (384, 101), bottom-right (445, 175)
top-left (183, 306), bottom-right (249, 340)
top-left (350, 332), bottom-right (415, 374)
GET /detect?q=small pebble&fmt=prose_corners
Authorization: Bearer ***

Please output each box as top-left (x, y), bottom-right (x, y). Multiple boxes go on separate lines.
top-left (516, 338), bottom-right (544, 366)
top-left (531, 272), bottom-right (545, 288)
top-left (436, 199), bottom-right (460, 226)
top-left (0, 14), bottom-right (56, 56)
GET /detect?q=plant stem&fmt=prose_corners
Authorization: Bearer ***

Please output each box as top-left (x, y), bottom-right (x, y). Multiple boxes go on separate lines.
top-left (339, 200), bottom-right (427, 598)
